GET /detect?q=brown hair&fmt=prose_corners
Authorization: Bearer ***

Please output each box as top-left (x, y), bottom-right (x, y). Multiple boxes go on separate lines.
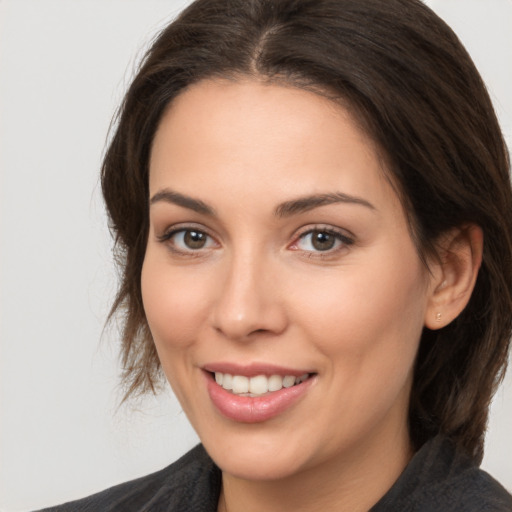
top-left (102, 0), bottom-right (512, 461)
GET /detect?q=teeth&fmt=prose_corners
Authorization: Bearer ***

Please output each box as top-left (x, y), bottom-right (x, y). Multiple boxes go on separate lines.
top-left (214, 372), bottom-right (310, 396)
top-left (268, 374), bottom-right (283, 392)
top-left (297, 373), bottom-right (309, 384)
top-left (222, 373), bottom-right (233, 390)
top-left (232, 375), bottom-right (249, 394)
top-left (282, 375), bottom-right (296, 388)
top-left (249, 375), bottom-right (268, 395)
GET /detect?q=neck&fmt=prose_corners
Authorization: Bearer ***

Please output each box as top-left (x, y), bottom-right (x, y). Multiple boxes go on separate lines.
top-left (218, 427), bottom-right (413, 512)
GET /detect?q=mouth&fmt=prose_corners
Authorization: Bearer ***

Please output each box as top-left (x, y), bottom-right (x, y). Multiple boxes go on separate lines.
top-left (203, 366), bottom-right (317, 423)
top-left (210, 371), bottom-right (313, 397)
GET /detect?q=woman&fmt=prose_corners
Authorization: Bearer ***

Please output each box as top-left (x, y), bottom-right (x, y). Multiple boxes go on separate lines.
top-left (41, 0), bottom-right (512, 510)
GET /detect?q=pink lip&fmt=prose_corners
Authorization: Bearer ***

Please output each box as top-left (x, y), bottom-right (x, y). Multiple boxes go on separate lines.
top-left (203, 362), bottom-right (312, 377)
top-left (204, 371), bottom-right (316, 423)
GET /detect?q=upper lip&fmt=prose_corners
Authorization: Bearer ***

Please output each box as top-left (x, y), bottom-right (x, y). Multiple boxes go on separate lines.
top-left (203, 362), bottom-right (314, 377)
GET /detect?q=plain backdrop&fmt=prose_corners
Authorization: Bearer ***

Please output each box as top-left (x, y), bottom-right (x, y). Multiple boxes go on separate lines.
top-left (0, 1), bottom-right (511, 510)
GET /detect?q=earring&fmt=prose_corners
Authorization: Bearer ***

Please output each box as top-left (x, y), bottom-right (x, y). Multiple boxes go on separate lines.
top-left (435, 312), bottom-right (442, 322)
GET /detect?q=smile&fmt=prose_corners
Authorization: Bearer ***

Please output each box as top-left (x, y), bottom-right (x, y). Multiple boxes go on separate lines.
top-left (204, 368), bottom-right (317, 423)
top-left (214, 372), bottom-right (311, 396)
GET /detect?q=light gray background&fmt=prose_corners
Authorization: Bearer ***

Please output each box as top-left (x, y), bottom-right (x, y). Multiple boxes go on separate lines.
top-left (1, 1), bottom-right (511, 510)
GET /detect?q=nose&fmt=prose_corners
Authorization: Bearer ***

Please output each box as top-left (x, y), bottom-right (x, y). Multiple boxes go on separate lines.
top-left (211, 250), bottom-right (288, 341)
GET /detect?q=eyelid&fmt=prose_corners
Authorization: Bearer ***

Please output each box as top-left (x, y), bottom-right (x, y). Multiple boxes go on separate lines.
top-left (289, 224), bottom-right (355, 254)
top-left (156, 223), bottom-right (219, 253)
top-left (156, 222), bottom-right (209, 240)
top-left (155, 222), bottom-right (353, 257)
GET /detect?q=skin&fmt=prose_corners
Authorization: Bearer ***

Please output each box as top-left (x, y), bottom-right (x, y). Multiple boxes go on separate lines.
top-left (142, 79), bottom-right (470, 511)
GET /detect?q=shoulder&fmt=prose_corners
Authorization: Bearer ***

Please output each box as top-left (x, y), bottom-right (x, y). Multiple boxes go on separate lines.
top-left (372, 436), bottom-right (512, 512)
top-left (448, 466), bottom-right (512, 511)
top-left (416, 466), bottom-right (512, 512)
top-left (35, 444), bottom-right (221, 512)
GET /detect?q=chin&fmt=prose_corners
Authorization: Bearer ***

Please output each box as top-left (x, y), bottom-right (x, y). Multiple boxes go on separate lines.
top-left (197, 423), bottom-right (319, 481)
top-left (210, 444), bottom-right (307, 481)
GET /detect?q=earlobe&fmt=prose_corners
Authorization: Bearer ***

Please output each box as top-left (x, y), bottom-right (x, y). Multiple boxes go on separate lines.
top-left (424, 224), bottom-right (483, 330)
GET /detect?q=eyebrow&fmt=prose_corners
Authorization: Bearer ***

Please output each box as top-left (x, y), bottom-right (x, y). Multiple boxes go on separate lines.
top-left (274, 192), bottom-right (376, 217)
top-left (150, 189), bottom-right (215, 215)
top-left (150, 189), bottom-right (376, 217)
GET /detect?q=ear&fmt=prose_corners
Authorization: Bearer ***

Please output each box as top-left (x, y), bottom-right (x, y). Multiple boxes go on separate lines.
top-left (424, 224), bottom-right (483, 330)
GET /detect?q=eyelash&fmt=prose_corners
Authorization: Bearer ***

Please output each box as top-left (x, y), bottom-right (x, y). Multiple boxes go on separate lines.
top-left (156, 224), bottom-right (354, 258)
top-left (290, 226), bottom-right (354, 258)
top-left (156, 225), bottom-right (218, 256)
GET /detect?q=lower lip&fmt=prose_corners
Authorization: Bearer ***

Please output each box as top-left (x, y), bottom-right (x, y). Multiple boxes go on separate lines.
top-left (205, 373), bottom-right (315, 423)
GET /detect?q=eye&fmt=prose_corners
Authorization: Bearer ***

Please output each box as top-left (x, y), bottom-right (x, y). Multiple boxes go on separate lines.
top-left (159, 228), bottom-right (217, 252)
top-left (292, 228), bottom-right (353, 253)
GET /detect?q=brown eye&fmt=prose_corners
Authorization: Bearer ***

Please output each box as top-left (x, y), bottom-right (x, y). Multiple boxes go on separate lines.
top-left (183, 230), bottom-right (207, 249)
top-left (310, 230), bottom-right (336, 251)
top-left (293, 228), bottom-right (353, 254)
top-left (160, 228), bottom-right (216, 252)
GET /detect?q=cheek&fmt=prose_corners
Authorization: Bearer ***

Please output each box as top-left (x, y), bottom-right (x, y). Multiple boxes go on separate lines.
top-left (140, 251), bottom-right (212, 351)
top-left (291, 246), bottom-right (428, 366)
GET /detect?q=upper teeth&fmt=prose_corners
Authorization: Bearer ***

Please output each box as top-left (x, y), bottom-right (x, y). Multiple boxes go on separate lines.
top-left (214, 372), bottom-right (309, 396)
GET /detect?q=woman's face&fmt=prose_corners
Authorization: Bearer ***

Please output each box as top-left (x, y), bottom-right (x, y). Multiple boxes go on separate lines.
top-left (142, 79), bottom-right (434, 481)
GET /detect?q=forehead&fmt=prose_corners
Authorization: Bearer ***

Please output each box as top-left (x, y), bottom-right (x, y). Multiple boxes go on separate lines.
top-left (149, 78), bottom-right (401, 217)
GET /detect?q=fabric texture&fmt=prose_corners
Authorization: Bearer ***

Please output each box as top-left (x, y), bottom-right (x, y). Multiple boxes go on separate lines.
top-left (37, 436), bottom-right (512, 511)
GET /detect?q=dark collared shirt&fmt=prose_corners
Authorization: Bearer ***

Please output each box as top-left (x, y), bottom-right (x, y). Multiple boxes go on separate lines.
top-left (38, 436), bottom-right (512, 511)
